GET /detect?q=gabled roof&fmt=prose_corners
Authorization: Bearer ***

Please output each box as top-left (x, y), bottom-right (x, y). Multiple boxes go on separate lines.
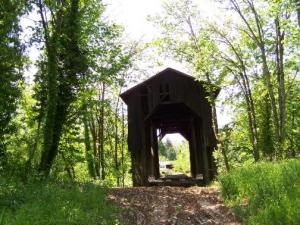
top-left (120, 68), bottom-right (194, 99)
top-left (120, 67), bottom-right (220, 102)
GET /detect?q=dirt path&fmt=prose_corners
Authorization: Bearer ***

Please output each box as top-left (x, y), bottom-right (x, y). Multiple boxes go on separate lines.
top-left (108, 186), bottom-right (241, 225)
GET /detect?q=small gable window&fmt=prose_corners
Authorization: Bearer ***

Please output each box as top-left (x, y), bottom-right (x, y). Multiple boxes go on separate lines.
top-left (159, 83), bottom-right (170, 102)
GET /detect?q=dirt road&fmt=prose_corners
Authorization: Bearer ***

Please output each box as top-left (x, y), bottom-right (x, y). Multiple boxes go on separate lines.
top-left (108, 186), bottom-right (241, 225)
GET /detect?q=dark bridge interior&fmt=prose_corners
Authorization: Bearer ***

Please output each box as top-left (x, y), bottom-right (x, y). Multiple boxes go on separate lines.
top-left (146, 102), bottom-right (204, 181)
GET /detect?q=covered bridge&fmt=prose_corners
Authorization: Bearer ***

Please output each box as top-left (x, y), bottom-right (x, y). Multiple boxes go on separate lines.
top-left (120, 68), bottom-right (219, 186)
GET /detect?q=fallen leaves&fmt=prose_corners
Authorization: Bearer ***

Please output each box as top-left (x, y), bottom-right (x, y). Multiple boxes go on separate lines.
top-left (108, 186), bottom-right (241, 225)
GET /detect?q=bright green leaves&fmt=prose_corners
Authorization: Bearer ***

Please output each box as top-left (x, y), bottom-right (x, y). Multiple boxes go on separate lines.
top-left (219, 159), bottom-right (300, 224)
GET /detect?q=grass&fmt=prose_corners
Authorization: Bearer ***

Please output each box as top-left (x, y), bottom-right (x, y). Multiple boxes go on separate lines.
top-left (219, 159), bottom-right (300, 225)
top-left (0, 179), bottom-right (121, 225)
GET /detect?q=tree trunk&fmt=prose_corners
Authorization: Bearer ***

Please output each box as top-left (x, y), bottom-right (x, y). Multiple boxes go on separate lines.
top-left (239, 72), bottom-right (259, 161)
top-left (114, 97), bottom-right (120, 186)
top-left (216, 28), bottom-right (260, 162)
top-left (230, 0), bottom-right (281, 154)
top-left (99, 82), bottom-right (106, 180)
top-left (39, 40), bottom-right (59, 176)
top-left (61, 151), bottom-right (75, 180)
top-left (41, 103), bottom-right (68, 176)
top-left (289, 103), bottom-right (296, 158)
top-left (90, 116), bottom-right (100, 178)
top-left (24, 118), bottom-right (42, 179)
top-left (205, 73), bottom-right (230, 172)
top-left (121, 103), bottom-right (126, 187)
top-left (296, 0), bottom-right (300, 28)
top-left (275, 17), bottom-right (286, 157)
top-left (248, 0), bottom-right (282, 155)
top-left (38, 0), bottom-right (83, 176)
top-left (83, 107), bottom-right (96, 178)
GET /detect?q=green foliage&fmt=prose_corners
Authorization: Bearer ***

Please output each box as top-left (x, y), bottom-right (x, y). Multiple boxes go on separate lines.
top-left (214, 124), bottom-right (254, 174)
top-left (158, 138), bottom-right (191, 175)
top-left (285, 80), bottom-right (300, 157)
top-left (257, 94), bottom-right (275, 157)
top-left (51, 119), bottom-right (86, 180)
top-left (158, 138), bottom-right (177, 161)
top-left (0, 179), bottom-right (120, 225)
top-left (219, 159), bottom-right (300, 225)
top-left (37, 0), bottom-right (90, 176)
top-left (0, 0), bottom-right (25, 156)
top-left (151, 0), bottom-right (300, 168)
top-left (0, 0), bottom-right (134, 186)
top-left (1, 87), bottom-right (40, 177)
top-left (29, 0), bottom-right (134, 179)
top-left (173, 141), bottom-right (190, 175)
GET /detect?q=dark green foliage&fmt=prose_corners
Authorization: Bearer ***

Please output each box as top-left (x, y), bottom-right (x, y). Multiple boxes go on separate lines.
top-left (285, 82), bottom-right (300, 157)
top-left (158, 138), bottom-right (177, 161)
top-left (82, 108), bottom-right (96, 178)
top-left (0, 179), bottom-right (120, 225)
top-left (53, 120), bottom-right (85, 180)
top-left (259, 95), bottom-right (275, 158)
top-left (39, 0), bottom-right (88, 176)
top-left (0, 0), bottom-right (24, 156)
top-left (219, 159), bottom-right (300, 225)
top-left (35, 0), bottom-right (133, 178)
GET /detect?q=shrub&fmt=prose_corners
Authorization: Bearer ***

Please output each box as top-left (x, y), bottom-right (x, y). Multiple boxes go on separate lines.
top-left (0, 180), bottom-right (121, 225)
top-left (219, 159), bottom-right (300, 225)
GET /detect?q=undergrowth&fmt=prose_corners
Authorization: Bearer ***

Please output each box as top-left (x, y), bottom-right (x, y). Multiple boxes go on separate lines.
top-left (0, 179), bottom-right (121, 225)
top-left (219, 159), bottom-right (300, 225)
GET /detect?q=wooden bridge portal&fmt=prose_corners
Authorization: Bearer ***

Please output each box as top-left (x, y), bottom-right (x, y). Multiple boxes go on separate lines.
top-left (120, 68), bottom-right (219, 186)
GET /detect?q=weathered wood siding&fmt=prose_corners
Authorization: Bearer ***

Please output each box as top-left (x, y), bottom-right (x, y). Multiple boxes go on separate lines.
top-left (121, 68), bottom-right (218, 186)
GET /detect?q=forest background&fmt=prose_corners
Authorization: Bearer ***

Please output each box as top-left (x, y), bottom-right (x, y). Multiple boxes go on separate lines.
top-left (1, 0), bottom-right (299, 181)
top-left (0, 0), bottom-right (299, 224)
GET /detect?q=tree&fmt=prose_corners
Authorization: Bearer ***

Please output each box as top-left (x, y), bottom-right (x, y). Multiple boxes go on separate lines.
top-left (35, 0), bottom-right (92, 176)
top-left (211, 26), bottom-right (260, 161)
top-left (0, 0), bottom-right (25, 161)
top-left (221, 0), bottom-right (299, 158)
top-left (158, 138), bottom-right (177, 161)
top-left (0, 0), bottom-right (135, 184)
top-left (150, 0), bottom-right (300, 168)
top-left (150, 0), bottom-right (230, 170)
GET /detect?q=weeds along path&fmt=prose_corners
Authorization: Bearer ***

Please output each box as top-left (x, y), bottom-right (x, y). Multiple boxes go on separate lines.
top-left (108, 186), bottom-right (241, 225)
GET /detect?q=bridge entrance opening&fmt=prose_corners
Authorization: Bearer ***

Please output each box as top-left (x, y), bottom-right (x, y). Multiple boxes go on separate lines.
top-left (158, 133), bottom-right (190, 178)
top-left (146, 102), bottom-right (206, 186)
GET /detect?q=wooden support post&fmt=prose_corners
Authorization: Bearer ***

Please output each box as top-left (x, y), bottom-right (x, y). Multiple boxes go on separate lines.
top-left (207, 146), bottom-right (216, 180)
top-left (188, 139), bottom-right (196, 178)
top-left (144, 121), bottom-right (151, 184)
top-left (199, 119), bottom-right (210, 184)
top-left (151, 125), bottom-right (160, 179)
top-left (190, 120), bottom-right (199, 178)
